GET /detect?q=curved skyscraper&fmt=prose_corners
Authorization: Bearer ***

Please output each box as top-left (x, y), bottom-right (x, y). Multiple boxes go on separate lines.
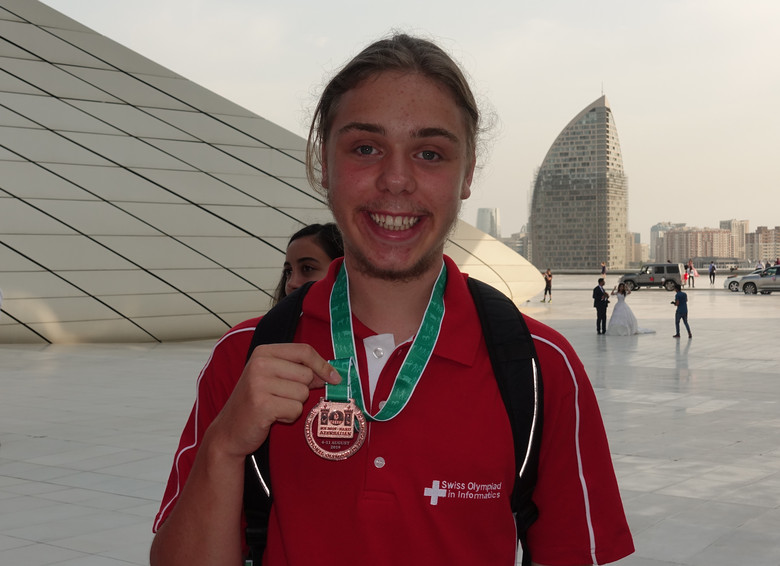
top-left (529, 95), bottom-right (627, 270)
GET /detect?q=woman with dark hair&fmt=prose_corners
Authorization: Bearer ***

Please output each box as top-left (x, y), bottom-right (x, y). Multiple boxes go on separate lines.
top-left (272, 223), bottom-right (343, 304)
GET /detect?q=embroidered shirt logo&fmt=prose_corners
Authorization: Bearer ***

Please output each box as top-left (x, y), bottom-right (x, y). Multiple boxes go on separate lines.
top-left (424, 480), bottom-right (447, 505)
top-left (423, 479), bottom-right (502, 505)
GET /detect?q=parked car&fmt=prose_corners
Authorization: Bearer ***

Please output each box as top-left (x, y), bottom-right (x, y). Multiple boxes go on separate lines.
top-left (735, 266), bottom-right (780, 295)
top-left (723, 268), bottom-right (762, 292)
top-left (619, 263), bottom-right (685, 291)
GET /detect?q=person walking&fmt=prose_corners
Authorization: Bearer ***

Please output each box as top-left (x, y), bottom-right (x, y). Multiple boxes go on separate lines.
top-left (708, 261), bottom-right (717, 285)
top-left (673, 282), bottom-right (692, 338)
top-left (593, 277), bottom-right (610, 334)
top-left (541, 268), bottom-right (553, 302)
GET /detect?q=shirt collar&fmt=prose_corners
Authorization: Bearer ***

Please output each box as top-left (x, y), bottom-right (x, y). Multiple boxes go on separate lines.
top-left (303, 255), bottom-right (480, 368)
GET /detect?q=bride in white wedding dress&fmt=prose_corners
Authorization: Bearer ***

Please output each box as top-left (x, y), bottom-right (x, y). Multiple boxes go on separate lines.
top-left (606, 283), bottom-right (654, 336)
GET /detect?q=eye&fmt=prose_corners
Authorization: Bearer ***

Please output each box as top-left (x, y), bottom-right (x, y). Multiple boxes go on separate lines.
top-left (356, 144), bottom-right (377, 156)
top-left (282, 267), bottom-right (292, 279)
top-left (416, 149), bottom-right (440, 161)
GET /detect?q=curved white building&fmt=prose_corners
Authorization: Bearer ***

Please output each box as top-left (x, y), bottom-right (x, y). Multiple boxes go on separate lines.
top-left (0, 0), bottom-right (543, 343)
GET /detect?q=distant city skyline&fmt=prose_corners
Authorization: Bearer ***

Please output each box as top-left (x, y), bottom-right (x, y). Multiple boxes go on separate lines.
top-left (42, 0), bottom-right (780, 243)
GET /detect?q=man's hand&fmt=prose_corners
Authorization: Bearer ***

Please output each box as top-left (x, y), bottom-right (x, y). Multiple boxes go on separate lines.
top-left (206, 343), bottom-right (341, 460)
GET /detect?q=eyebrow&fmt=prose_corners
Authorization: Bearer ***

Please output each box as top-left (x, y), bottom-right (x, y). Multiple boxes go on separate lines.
top-left (416, 127), bottom-right (460, 144)
top-left (337, 122), bottom-right (460, 144)
top-left (294, 256), bottom-right (324, 264)
top-left (338, 122), bottom-right (384, 136)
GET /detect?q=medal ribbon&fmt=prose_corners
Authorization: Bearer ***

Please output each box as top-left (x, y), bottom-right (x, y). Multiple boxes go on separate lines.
top-left (326, 261), bottom-right (447, 422)
top-left (327, 357), bottom-right (353, 403)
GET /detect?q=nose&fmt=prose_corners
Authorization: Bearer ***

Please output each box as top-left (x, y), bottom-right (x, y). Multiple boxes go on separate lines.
top-left (285, 269), bottom-right (304, 295)
top-left (378, 152), bottom-right (415, 194)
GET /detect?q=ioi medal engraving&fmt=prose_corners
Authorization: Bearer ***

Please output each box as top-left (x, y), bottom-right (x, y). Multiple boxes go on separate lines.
top-left (305, 398), bottom-right (367, 460)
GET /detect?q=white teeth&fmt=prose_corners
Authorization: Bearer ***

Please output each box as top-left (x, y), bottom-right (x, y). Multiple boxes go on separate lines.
top-left (370, 213), bottom-right (419, 231)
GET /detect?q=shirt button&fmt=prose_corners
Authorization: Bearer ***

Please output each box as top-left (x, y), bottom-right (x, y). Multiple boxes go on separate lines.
top-left (374, 457), bottom-right (386, 469)
top-left (372, 347), bottom-right (384, 359)
top-left (378, 400), bottom-right (387, 410)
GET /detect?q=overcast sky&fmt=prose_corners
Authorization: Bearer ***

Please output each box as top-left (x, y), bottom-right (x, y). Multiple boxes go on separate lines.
top-left (42, 0), bottom-right (780, 242)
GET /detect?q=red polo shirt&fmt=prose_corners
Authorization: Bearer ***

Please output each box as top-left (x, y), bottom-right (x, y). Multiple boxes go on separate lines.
top-left (155, 256), bottom-right (634, 565)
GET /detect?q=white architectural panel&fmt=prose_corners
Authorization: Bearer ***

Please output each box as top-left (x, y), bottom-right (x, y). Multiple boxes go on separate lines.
top-left (0, 0), bottom-right (543, 343)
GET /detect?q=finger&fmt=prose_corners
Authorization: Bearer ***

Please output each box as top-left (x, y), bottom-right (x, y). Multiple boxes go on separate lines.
top-left (250, 343), bottom-right (341, 387)
top-left (258, 374), bottom-right (312, 404)
top-left (244, 355), bottom-right (320, 393)
top-left (257, 394), bottom-right (308, 426)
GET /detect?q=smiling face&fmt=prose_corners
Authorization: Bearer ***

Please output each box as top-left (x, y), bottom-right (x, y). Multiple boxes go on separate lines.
top-left (322, 71), bottom-right (475, 282)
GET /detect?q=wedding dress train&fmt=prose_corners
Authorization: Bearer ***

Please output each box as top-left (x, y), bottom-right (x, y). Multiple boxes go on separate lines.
top-left (606, 293), bottom-right (654, 336)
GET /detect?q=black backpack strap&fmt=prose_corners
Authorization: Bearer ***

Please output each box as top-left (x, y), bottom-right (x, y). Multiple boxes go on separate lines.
top-left (242, 282), bottom-right (313, 564)
top-left (467, 278), bottom-right (544, 566)
top-left (245, 282), bottom-right (313, 358)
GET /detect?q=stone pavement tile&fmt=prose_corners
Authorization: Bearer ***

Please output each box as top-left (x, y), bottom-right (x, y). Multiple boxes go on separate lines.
top-left (0, 541), bottom-right (86, 566)
top-left (687, 530), bottom-right (780, 566)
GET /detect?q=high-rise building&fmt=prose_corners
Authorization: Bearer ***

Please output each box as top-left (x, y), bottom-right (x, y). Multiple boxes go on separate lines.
top-left (625, 232), bottom-right (648, 267)
top-left (664, 227), bottom-right (734, 263)
top-left (746, 226), bottom-right (780, 264)
top-left (719, 219), bottom-right (749, 260)
top-left (650, 222), bottom-right (686, 261)
top-left (529, 95), bottom-right (628, 270)
top-left (476, 207), bottom-right (500, 238)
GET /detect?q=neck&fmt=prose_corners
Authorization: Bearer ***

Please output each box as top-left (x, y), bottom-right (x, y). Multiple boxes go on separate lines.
top-left (344, 258), bottom-right (443, 343)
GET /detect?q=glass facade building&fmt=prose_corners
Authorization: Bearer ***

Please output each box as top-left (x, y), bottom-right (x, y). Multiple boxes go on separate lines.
top-left (476, 207), bottom-right (500, 238)
top-left (529, 95), bottom-right (628, 270)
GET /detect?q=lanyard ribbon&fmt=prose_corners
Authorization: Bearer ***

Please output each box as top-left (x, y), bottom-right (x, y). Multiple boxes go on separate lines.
top-left (326, 261), bottom-right (447, 422)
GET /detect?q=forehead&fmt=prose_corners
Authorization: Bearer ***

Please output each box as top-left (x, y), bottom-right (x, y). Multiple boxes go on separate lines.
top-left (285, 235), bottom-right (330, 262)
top-left (329, 71), bottom-right (468, 139)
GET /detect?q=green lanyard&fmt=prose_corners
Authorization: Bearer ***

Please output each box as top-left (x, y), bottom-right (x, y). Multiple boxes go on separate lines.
top-left (327, 261), bottom-right (447, 422)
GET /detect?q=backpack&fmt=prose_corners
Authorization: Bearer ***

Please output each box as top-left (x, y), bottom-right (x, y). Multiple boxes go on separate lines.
top-left (243, 278), bottom-right (543, 565)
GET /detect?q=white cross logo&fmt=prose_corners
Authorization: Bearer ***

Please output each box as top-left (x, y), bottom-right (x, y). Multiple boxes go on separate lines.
top-left (424, 480), bottom-right (447, 505)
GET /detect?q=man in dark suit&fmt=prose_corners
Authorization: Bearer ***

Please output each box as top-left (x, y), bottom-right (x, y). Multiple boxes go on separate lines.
top-left (593, 278), bottom-right (609, 334)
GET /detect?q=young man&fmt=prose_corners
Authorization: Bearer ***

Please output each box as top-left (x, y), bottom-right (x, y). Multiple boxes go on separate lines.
top-left (151, 34), bottom-right (633, 566)
top-left (593, 278), bottom-right (610, 334)
top-left (673, 282), bottom-right (692, 338)
top-left (708, 261), bottom-right (717, 285)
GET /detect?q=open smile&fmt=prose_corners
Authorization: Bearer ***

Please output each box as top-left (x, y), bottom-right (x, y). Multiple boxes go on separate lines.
top-left (369, 213), bottom-right (421, 231)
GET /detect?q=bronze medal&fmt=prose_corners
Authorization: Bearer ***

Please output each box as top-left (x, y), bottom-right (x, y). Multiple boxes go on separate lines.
top-left (305, 397), bottom-right (367, 460)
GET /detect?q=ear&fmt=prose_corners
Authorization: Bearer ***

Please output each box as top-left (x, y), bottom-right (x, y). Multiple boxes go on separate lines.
top-left (460, 153), bottom-right (476, 200)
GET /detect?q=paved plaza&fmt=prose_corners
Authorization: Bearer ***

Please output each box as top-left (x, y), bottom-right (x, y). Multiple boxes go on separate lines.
top-left (1, 275), bottom-right (779, 565)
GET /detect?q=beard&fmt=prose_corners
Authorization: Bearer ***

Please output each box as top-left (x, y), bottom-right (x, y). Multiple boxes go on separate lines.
top-left (344, 238), bottom-right (445, 282)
